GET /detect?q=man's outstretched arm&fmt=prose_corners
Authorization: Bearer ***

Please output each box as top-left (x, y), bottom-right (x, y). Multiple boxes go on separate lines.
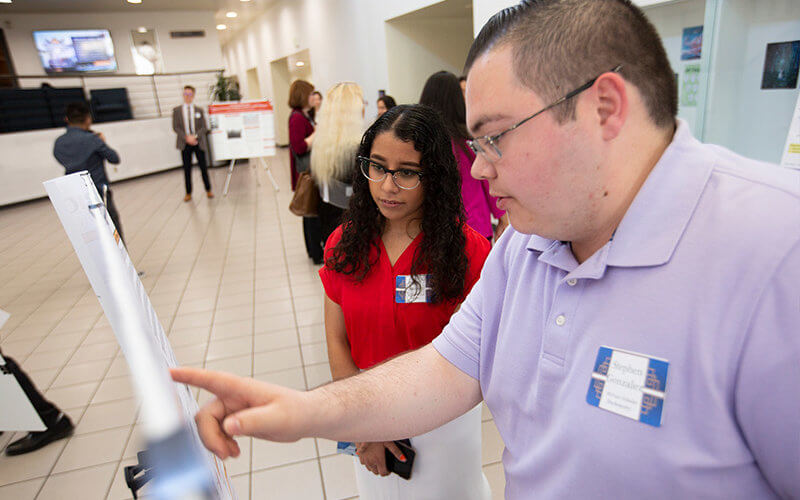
top-left (171, 344), bottom-right (481, 459)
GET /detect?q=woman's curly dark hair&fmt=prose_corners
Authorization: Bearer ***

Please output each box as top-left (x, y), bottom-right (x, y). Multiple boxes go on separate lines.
top-left (327, 104), bottom-right (468, 303)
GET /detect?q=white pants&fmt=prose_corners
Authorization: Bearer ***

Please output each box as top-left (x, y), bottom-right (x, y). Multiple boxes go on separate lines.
top-left (354, 405), bottom-right (491, 500)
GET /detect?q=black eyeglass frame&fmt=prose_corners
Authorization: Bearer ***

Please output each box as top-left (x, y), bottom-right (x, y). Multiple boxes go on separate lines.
top-left (357, 156), bottom-right (424, 190)
top-left (467, 65), bottom-right (623, 161)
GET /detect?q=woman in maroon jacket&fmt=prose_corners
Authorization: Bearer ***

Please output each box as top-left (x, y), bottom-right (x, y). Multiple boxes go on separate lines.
top-left (288, 79), bottom-right (323, 264)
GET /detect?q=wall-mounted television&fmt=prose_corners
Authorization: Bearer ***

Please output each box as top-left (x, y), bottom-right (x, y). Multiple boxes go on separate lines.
top-left (33, 29), bottom-right (117, 74)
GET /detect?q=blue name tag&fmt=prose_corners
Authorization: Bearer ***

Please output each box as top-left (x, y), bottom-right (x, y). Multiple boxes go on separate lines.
top-left (395, 274), bottom-right (432, 303)
top-left (337, 441), bottom-right (357, 456)
top-left (586, 346), bottom-right (669, 427)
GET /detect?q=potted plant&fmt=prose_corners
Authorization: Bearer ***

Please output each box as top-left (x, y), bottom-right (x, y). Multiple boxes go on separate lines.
top-left (210, 71), bottom-right (241, 102)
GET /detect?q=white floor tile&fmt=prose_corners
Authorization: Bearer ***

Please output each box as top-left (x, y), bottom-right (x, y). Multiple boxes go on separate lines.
top-left (45, 380), bottom-right (100, 410)
top-left (482, 420), bottom-right (504, 466)
top-left (36, 462), bottom-right (117, 500)
top-left (0, 438), bottom-right (68, 486)
top-left (75, 399), bottom-right (138, 435)
top-left (253, 346), bottom-right (302, 374)
top-left (320, 454), bottom-right (359, 500)
top-left (0, 477), bottom-right (45, 500)
top-left (483, 462), bottom-right (506, 500)
top-left (251, 459), bottom-right (324, 500)
top-left (52, 426), bottom-right (130, 473)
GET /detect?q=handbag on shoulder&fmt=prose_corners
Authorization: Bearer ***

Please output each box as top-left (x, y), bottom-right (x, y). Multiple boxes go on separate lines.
top-left (289, 171), bottom-right (320, 216)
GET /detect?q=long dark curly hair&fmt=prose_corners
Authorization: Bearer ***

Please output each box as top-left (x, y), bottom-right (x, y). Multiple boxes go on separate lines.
top-left (327, 104), bottom-right (468, 303)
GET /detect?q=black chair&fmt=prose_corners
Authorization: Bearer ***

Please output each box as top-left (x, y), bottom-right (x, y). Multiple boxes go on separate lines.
top-left (90, 88), bottom-right (133, 123)
top-left (43, 87), bottom-right (87, 128)
top-left (0, 89), bottom-right (52, 133)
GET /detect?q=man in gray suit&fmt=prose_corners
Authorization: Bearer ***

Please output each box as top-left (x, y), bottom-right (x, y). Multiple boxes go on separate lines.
top-left (172, 85), bottom-right (214, 201)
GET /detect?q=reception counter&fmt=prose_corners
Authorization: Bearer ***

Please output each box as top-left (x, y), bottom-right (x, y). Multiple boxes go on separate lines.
top-left (0, 116), bottom-right (185, 206)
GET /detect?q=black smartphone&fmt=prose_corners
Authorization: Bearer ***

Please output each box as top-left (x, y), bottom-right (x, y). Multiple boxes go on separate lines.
top-left (385, 439), bottom-right (415, 480)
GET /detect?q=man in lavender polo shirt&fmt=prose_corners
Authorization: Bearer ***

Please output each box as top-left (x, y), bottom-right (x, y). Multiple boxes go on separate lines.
top-left (169, 0), bottom-right (799, 498)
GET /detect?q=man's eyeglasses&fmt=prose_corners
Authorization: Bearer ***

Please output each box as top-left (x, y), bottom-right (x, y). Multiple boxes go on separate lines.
top-left (358, 156), bottom-right (423, 190)
top-left (467, 65), bottom-right (623, 163)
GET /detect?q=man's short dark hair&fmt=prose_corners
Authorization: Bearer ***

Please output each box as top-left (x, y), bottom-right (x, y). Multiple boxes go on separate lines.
top-left (184, 85), bottom-right (195, 93)
top-left (464, 0), bottom-right (677, 128)
top-left (65, 102), bottom-right (91, 124)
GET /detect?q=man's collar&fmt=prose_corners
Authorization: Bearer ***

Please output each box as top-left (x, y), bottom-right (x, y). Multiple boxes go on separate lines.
top-left (605, 119), bottom-right (713, 267)
top-left (526, 119), bottom-right (714, 270)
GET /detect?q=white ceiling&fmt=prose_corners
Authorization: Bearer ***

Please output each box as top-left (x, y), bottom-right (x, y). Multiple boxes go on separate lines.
top-left (0, 0), bottom-right (256, 12)
top-left (0, 0), bottom-right (274, 44)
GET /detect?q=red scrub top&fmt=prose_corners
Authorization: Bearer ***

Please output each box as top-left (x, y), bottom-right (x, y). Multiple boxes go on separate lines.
top-left (319, 225), bottom-right (491, 369)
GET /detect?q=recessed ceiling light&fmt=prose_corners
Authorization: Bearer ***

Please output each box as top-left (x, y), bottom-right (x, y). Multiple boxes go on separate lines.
top-left (240, 0), bottom-right (252, 2)
top-left (226, 11), bottom-right (238, 18)
top-left (295, 61), bottom-right (305, 67)
top-left (137, 27), bottom-right (147, 33)
top-left (0, 0), bottom-right (13, 4)
top-left (216, 24), bottom-right (227, 30)
top-left (126, 0), bottom-right (142, 4)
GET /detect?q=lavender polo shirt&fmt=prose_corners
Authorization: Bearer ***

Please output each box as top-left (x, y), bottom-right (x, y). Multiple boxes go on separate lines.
top-left (433, 121), bottom-right (800, 499)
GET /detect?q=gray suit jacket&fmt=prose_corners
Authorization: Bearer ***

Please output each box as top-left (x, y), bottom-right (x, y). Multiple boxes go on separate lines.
top-left (172, 104), bottom-right (208, 151)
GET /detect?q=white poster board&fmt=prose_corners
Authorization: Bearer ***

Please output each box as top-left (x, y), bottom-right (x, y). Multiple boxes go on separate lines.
top-left (0, 309), bottom-right (47, 432)
top-left (44, 172), bottom-right (235, 499)
top-left (209, 100), bottom-right (276, 161)
top-left (781, 91), bottom-right (800, 169)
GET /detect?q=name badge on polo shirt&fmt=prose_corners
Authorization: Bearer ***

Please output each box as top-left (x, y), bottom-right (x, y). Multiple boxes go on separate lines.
top-left (586, 346), bottom-right (669, 427)
top-left (395, 274), bottom-right (432, 303)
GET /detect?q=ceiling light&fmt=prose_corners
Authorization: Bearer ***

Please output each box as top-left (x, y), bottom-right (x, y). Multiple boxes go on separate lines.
top-left (126, 0), bottom-right (142, 4)
top-left (241, 0), bottom-right (252, 2)
top-left (295, 61), bottom-right (305, 67)
top-left (216, 24), bottom-right (227, 30)
top-left (226, 11), bottom-right (238, 18)
top-left (137, 27), bottom-right (147, 33)
top-left (0, 0), bottom-right (13, 4)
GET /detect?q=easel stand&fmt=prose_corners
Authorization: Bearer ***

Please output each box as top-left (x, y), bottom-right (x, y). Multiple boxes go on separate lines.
top-left (222, 156), bottom-right (280, 196)
top-left (124, 427), bottom-right (217, 499)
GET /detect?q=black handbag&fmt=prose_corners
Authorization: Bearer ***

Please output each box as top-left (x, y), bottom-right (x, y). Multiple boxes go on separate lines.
top-left (292, 150), bottom-right (311, 174)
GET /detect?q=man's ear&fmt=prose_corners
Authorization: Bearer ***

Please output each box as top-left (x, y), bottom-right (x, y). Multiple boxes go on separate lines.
top-left (593, 72), bottom-right (628, 141)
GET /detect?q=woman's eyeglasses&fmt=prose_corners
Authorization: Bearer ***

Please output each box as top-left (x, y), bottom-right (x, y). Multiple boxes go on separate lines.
top-left (358, 156), bottom-right (423, 190)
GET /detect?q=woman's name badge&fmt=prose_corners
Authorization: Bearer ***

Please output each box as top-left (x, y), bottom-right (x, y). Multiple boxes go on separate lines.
top-left (395, 275), bottom-right (432, 303)
top-left (586, 346), bottom-right (669, 427)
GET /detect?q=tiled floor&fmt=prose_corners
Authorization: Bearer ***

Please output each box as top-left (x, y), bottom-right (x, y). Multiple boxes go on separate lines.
top-left (0, 150), bottom-right (506, 500)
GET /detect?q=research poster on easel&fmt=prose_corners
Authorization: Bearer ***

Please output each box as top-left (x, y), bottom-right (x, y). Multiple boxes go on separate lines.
top-left (209, 100), bottom-right (276, 161)
top-left (44, 172), bottom-right (236, 500)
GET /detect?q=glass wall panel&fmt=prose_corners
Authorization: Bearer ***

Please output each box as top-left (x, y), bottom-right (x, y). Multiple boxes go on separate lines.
top-left (703, 0), bottom-right (800, 164)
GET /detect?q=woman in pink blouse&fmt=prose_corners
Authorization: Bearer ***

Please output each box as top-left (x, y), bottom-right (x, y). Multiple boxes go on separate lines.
top-left (420, 71), bottom-right (508, 241)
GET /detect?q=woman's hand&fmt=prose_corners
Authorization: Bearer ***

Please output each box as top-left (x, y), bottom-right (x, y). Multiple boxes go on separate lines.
top-left (170, 367), bottom-right (310, 459)
top-left (304, 131), bottom-right (316, 148)
top-left (355, 441), bottom-right (407, 476)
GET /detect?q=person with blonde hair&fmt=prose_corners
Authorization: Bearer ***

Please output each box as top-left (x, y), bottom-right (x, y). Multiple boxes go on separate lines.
top-left (310, 82), bottom-right (365, 244)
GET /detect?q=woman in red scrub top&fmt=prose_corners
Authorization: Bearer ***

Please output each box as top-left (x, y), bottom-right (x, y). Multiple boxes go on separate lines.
top-left (319, 104), bottom-right (491, 499)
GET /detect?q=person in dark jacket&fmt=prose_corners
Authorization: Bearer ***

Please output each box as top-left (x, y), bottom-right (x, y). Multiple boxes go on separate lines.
top-left (1, 347), bottom-right (74, 456)
top-left (53, 102), bottom-right (125, 243)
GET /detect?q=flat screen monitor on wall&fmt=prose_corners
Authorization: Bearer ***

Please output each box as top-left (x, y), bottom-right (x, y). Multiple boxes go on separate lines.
top-left (33, 29), bottom-right (117, 74)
